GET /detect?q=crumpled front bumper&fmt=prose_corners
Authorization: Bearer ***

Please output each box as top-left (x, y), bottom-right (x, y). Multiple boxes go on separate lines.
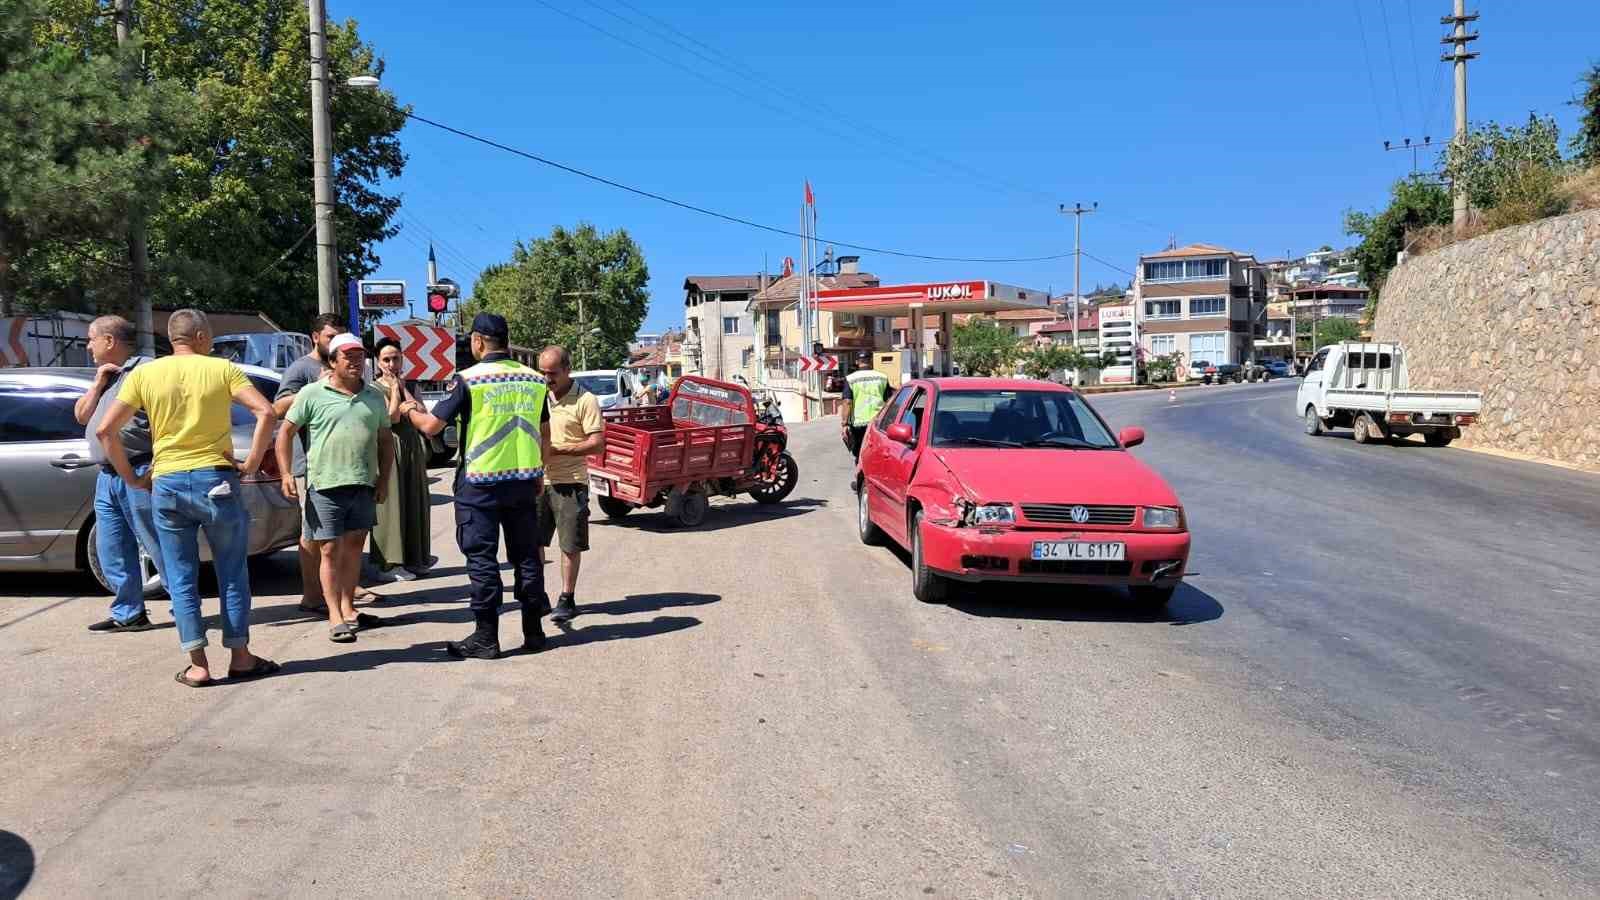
top-left (921, 522), bottom-right (1190, 586)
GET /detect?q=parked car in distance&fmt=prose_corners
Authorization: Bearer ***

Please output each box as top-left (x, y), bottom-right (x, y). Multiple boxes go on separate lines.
top-left (572, 369), bottom-right (634, 411)
top-left (1298, 341), bottom-right (1482, 447)
top-left (0, 365), bottom-right (303, 598)
top-left (211, 332), bottom-right (311, 374)
top-left (1261, 359), bottom-right (1293, 378)
top-left (1198, 362), bottom-right (1242, 384)
top-left (1188, 360), bottom-right (1211, 381)
top-left (854, 378), bottom-right (1190, 609)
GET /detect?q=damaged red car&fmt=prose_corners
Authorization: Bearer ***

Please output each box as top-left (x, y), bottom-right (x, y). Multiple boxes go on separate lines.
top-left (854, 378), bottom-right (1190, 608)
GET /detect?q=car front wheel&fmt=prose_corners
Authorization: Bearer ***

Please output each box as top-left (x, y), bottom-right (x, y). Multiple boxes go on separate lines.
top-left (86, 520), bottom-right (166, 601)
top-left (910, 511), bottom-right (948, 604)
top-left (857, 484), bottom-right (883, 545)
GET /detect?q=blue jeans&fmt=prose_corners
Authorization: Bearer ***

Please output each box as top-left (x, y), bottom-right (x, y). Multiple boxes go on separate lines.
top-left (94, 465), bottom-right (163, 624)
top-left (153, 468), bottom-right (252, 651)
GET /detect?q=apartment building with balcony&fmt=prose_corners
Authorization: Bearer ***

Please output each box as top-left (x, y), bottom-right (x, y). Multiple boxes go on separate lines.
top-left (683, 274), bottom-right (767, 380)
top-left (1133, 243), bottom-right (1266, 371)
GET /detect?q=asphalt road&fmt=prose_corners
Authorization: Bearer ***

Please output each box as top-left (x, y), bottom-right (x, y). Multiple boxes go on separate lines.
top-left (2, 380), bottom-right (1597, 898)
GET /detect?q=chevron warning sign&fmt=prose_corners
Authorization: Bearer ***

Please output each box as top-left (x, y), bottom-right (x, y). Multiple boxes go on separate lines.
top-left (798, 354), bottom-right (837, 372)
top-left (374, 321), bottom-right (455, 382)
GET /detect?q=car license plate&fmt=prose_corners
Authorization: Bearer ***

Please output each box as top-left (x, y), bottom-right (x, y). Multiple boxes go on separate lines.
top-left (589, 475), bottom-right (611, 496)
top-left (1031, 541), bottom-right (1125, 562)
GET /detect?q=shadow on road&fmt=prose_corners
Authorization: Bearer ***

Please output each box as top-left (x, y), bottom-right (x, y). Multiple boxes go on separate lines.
top-left (945, 581), bottom-right (1224, 626)
top-left (577, 592), bottom-right (720, 617)
top-left (596, 496), bottom-right (828, 533)
top-left (0, 830), bottom-right (34, 900)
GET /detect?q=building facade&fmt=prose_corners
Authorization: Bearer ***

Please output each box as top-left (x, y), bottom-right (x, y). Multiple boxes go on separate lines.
top-left (1133, 243), bottom-right (1266, 372)
top-left (683, 275), bottom-right (766, 381)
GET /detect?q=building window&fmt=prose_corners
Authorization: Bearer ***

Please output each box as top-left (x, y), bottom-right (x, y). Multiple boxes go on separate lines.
top-left (1145, 300), bottom-right (1180, 319)
top-left (1190, 296), bottom-right (1227, 317)
top-left (873, 317), bottom-right (888, 334)
top-left (765, 310), bottom-right (781, 344)
top-left (1143, 258), bottom-right (1228, 283)
top-left (1148, 334), bottom-right (1176, 357)
top-left (741, 348), bottom-right (755, 369)
top-left (1189, 332), bottom-right (1228, 364)
top-left (722, 316), bottom-right (740, 335)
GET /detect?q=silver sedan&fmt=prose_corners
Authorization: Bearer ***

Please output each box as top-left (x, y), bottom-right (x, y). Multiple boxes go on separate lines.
top-left (0, 365), bottom-right (303, 597)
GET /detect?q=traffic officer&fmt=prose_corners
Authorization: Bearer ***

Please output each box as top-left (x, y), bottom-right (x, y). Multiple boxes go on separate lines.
top-left (405, 313), bottom-right (552, 659)
top-left (840, 354), bottom-right (891, 462)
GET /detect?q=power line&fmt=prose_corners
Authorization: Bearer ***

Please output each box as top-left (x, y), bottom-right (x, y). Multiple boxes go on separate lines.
top-left (1375, 0), bottom-right (1411, 130)
top-left (400, 109), bottom-right (1074, 264)
top-left (1081, 251), bottom-right (1134, 277)
top-left (1351, 0), bottom-right (1391, 137)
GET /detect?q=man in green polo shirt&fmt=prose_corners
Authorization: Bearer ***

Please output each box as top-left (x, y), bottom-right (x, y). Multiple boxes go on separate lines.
top-left (276, 333), bottom-right (395, 643)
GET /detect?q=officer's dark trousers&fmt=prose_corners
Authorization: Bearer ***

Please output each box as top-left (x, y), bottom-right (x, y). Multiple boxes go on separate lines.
top-left (455, 479), bottom-right (546, 623)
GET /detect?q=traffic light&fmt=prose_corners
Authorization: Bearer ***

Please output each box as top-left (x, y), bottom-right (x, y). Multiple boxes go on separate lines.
top-left (425, 279), bottom-right (458, 314)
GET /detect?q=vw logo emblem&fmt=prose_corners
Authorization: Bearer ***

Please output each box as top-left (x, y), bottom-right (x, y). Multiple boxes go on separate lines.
top-left (1069, 505), bottom-right (1090, 524)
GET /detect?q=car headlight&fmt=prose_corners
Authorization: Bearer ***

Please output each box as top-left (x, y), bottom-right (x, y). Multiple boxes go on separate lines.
top-left (1142, 506), bottom-right (1183, 529)
top-left (971, 503), bottom-right (1014, 525)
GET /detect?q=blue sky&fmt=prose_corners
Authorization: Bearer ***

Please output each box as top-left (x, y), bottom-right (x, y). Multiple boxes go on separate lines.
top-left (348, 0), bottom-right (1599, 333)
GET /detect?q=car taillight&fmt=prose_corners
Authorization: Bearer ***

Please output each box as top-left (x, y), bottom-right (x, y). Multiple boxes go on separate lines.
top-left (1388, 412), bottom-right (1412, 424)
top-left (1456, 414), bottom-right (1477, 425)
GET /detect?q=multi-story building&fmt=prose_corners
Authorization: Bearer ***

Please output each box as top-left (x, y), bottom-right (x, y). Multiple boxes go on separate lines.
top-left (1133, 243), bottom-right (1267, 371)
top-left (1290, 284), bottom-right (1369, 321)
top-left (749, 256), bottom-right (880, 380)
top-left (683, 274), bottom-right (766, 381)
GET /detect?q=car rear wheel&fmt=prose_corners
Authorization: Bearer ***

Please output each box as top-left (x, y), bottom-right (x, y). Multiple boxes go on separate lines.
top-left (1353, 412), bottom-right (1377, 444)
top-left (86, 520), bottom-right (166, 601)
top-left (910, 511), bottom-right (948, 604)
top-left (1131, 585), bottom-right (1175, 611)
top-left (857, 484), bottom-right (883, 546)
top-left (670, 489), bottom-right (709, 528)
top-left (1304, 406), bottom-right (1325, 436)
top-left (597, 496), bottom-right (633, 519)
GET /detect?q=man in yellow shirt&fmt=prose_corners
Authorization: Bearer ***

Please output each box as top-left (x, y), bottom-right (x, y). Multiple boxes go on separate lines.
top-left (97, 309), bottom-right (280, 688)
top-left (536, 345), bottom-right (605, 625)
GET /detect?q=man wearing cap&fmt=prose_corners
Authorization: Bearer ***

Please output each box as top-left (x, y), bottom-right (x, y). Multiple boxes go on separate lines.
top-left (840, 354), bottom-right (891, 462)
top-left (276, 333), bottom-right (395, 643)
top-left (405, 313), bottom-right (551, 659)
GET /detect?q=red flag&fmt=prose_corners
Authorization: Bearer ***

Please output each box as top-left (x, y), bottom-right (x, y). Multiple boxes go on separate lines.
top-left (804, 180), bottom-right (814, 206)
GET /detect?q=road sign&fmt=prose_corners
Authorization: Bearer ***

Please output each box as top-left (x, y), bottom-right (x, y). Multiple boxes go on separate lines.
top-left (374, 321), bottom-right (456, 382)
top-left (357, 279), bottom-right (407, 311)
top-left (798, 354), bottom-right (838, 372)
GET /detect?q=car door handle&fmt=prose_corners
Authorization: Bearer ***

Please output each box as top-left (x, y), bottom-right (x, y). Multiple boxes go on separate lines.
top-left (51, 455), bottom-right (94, 470)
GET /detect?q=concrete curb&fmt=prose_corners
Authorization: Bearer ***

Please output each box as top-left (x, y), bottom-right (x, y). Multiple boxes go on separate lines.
top-left (1079, 382), bottom-right (1205, 395)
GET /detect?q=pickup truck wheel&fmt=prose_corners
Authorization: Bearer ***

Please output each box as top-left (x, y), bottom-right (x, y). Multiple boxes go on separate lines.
top-left (597, 496), bottom-right (633, 519)
top-left (1353, 412), bottom-right (1376, 444)
top-left (675, 490), bottom-right (710, 528)
top-left (1424, 431), bottom-right (1455, 447)
top-left (910, 511), bottom-right (948, 604)
top-left (857, 485), bottom-right (883, 546)
top-left (1304, 406), bottom-right (1325, 436)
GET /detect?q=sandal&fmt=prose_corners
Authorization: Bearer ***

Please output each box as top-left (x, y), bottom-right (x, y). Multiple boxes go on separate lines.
top-left (175, 667), bottom-right (214, 688)
top-left (227, 657), bottom-right (281, 681)
top-left (351, 612), bottom-right (383, 630)
top-left (329, 622), bottom-right (357, 643)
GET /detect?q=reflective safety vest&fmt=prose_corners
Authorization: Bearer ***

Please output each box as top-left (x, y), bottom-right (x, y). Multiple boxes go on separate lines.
top-left (847, 369), bottom-right (890, 426)
top-left (460, 358), bottom-right (549, 485)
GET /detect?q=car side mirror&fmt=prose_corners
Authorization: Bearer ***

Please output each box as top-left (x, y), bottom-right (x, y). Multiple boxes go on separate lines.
top-left (1118, 426), bottom-right (1145, 448)
top-left (887, 423), bottom-right (914, 444)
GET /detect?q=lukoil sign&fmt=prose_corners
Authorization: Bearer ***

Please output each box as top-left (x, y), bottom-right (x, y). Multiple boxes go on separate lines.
top-left (925, 283), bottom-right (975, 301)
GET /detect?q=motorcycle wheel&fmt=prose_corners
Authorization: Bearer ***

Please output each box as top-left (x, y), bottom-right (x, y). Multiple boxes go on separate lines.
top-left (749, 451), bottom-right (799, 505)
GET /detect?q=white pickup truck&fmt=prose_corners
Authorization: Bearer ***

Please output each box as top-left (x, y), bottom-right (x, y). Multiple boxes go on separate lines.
top-left (1297, 341), bottom-right (1482, 447)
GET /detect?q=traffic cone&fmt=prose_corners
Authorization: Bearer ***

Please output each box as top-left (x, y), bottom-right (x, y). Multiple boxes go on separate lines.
top-left (1168, 389), bottom-right (1176, 403)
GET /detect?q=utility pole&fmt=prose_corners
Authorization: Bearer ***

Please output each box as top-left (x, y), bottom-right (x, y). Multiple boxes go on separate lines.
top-left (562, 290), bottom-right (602, 371)
top-left (115, 0), bottom-right (153, 355)
top-left (1441, 0), bottom-right (1479, 231)
top-left (308, 0), bottom-right (339, 315)
top-left (1059, 202), bottom-right (1096, 385)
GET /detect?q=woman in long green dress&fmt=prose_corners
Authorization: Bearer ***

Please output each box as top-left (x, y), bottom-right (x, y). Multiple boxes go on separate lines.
top-left (370, 339), bottom-right (433, 578)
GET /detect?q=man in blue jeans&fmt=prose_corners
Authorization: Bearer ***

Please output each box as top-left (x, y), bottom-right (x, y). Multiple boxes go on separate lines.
top-left (76, 315), bottom-right (162, 632)
top-left (97, 309), bottom-right (281, 687)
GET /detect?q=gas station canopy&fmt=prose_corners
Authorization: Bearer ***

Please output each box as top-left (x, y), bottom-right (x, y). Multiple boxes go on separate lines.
top-left (816, 280), bottom-right (1051, 316)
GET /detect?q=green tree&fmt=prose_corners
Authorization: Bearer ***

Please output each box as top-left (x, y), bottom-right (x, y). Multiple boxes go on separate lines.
top-left (1145, 352), bottom-right (1183, 383)
top-left (468, 223), bottom-right (649, 368)
top-left (0, 0), bottom-right (190, 315)
top-left (1018, 342), bottom-right (1072, 380)
top-left (1343, 175), bottom-right (1451, 298)
top-left (1315, 317), bottom-right (1361, 346)
top-left (1441, 113), bottom-right (1567, 228)
top-left (1570, 62), bottom-right (1600, 166)
top-left (28, 0), bottom-right (407, 327)
top-left (950, 318), bottom-right (1021, 376)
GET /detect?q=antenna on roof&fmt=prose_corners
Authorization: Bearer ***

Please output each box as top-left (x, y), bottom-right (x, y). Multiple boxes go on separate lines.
top-left (1167, 234), bottom-right (1177, 250)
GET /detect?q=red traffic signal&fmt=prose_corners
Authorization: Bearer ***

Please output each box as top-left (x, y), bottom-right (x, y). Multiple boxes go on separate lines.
top-left (426, 292), bottom-right (449, 314)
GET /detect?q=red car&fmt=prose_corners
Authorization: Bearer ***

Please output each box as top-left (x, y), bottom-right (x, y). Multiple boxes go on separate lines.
top-left (854, 378), bottom-right (1190, 608)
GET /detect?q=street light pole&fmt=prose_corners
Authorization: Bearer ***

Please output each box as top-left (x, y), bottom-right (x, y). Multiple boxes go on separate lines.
top-left (308, 0), bottom-right (339, 316)
top-left (563, 290), bottom-right (602, 370)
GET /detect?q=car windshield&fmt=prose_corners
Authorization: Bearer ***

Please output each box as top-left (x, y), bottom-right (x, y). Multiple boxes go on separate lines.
top-left (212, 338), bottom-right (250, 364)
top-left (574, 375), bottom-right (616, 397)
top-left (931, 389), bottom-right (1118, 449)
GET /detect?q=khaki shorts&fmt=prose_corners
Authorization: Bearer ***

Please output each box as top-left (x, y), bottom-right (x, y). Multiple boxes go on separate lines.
top-left (538, 483), bottom-right (590, 554)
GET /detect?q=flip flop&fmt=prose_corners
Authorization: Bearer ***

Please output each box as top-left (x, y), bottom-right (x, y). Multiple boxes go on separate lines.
top-left (351, 612), bottom-right (383, 629)
top-left (329, 623), bottom-right (357, 643)
top-left (226, 657), bottom-right (281, 681)
top-left (175, 667), bottom-right (213, 688)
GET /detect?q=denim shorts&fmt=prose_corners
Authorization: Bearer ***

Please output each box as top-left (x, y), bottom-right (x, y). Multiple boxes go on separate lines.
top-left (303, 484), bottom-right (377, 541)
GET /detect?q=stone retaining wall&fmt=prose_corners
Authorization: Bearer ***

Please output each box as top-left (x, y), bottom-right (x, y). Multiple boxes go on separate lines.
top-left (1374, 208), bottom-right (1600, 471)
